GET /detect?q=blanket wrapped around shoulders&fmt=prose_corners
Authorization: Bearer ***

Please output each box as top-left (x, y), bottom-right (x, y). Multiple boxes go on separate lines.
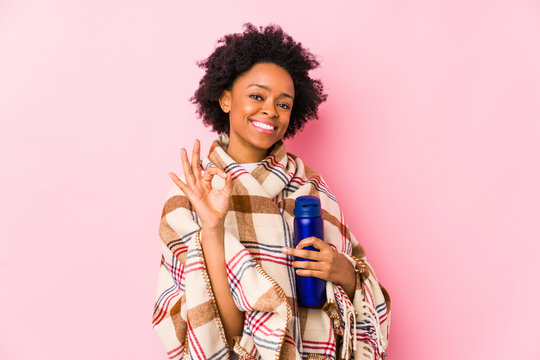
top-left (153, 134), bottom-right (391, 360)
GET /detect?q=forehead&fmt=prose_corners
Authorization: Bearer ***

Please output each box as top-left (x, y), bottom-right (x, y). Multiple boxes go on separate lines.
top-left (233, 63), bottom-right (295, 95)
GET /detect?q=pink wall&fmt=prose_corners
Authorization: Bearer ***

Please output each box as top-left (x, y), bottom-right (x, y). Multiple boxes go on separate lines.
top-left (1, 0), bottom-right (539, 359)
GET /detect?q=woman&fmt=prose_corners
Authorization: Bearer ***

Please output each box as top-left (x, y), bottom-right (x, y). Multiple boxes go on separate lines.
top-left (153, 24), bottom-right (391, 360)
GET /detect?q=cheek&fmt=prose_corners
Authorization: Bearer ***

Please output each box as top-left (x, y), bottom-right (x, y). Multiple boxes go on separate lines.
top-left (277, 119), bottom-right (291, 138)
top-left (231, 98), bottom-right (258, 116)
top-left (284, 121), bottom-right (291, 132)
top-left (281, 116), bottom-right (291, 130)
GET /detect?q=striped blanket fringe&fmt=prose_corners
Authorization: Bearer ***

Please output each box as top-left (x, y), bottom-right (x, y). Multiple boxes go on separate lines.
top-left (153, 134), bottom-right (391, 359)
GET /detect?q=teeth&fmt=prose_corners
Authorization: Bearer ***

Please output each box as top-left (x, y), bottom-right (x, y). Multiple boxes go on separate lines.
top-left (252, 121), bottom-right (275, 130)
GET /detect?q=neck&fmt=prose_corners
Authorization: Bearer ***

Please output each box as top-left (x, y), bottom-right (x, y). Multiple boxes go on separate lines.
top-left (226, 134), bottom-right (270, 164)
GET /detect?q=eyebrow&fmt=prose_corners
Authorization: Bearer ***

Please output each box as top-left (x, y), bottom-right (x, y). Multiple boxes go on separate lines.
top-left (248, 84), bottom-right (294, 100)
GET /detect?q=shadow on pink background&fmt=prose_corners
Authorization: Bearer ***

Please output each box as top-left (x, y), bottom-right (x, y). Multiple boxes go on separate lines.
top-left (1, 0), bottom-right (539, 359)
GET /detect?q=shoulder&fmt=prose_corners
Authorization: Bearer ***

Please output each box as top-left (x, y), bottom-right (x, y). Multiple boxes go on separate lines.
top-left (288, 151), bottom-right (332, 188)
top-left (163, 174), bottom-right (188, 200)
top-left (287, 151), bottom-right (323, 180)
top-left (286, 151), bottom-right (338, 206)
top-left (160, 179), bottom-right (192, 217)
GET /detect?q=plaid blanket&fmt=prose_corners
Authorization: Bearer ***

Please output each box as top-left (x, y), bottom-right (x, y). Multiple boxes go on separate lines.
top-left (153, 134), bottom-right (391, 359)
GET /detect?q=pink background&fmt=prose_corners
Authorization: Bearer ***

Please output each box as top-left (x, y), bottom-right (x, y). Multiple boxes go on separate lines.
top-left (1, 0), bottom-right (539, 359)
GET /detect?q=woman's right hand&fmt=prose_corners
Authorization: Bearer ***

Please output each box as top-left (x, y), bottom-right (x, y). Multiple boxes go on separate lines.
top-left (168, 139), bottom-right (233, 230)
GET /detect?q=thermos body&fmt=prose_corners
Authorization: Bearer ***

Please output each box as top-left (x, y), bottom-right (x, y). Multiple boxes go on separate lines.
top-left (293, 196), bottom-right (327, 307)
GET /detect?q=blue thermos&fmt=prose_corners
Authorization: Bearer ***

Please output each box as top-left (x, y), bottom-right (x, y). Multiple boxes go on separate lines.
top-left (293, 195), bottom-right (327, 307)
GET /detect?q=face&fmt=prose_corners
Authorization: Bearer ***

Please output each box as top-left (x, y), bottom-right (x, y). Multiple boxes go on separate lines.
top-left (219, 62), bottom-right (295, 160)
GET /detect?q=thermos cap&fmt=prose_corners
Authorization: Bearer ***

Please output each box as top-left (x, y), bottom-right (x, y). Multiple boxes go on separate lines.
top-left (294, 196), bottom-right (321, 218)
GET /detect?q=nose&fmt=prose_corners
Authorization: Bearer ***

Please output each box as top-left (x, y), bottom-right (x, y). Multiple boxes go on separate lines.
top-left (262, 99), bottom-right (278, 118)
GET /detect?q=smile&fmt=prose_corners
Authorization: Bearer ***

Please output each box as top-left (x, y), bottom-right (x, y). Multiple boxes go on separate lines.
top-left (250, 119), bottom-right (277, 134)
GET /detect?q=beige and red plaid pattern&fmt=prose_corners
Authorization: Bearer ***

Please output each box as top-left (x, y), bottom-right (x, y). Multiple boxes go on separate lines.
top-left (153, 134), bottom-right (391, 359)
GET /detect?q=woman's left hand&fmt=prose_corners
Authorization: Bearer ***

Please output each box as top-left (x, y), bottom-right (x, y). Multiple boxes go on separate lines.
top-left (281, 237), bottom-right (357, 300)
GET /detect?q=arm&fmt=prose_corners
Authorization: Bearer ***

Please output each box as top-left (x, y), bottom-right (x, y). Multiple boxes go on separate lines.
top-left (201, 225), bottom-right (245, 346)
top-left (168, 139), bottom-right (243, 348)
top-left (281, 233), bottom-right (390, 359)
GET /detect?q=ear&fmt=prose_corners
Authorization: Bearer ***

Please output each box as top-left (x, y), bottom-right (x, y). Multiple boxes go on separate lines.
top-left (218, 89), bottom-right (231, 113)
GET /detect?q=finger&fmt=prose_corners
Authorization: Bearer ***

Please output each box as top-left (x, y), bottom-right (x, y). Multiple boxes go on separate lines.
top-left (191, 139), bottom-right (202, 181)
top-left (181, 148), bottom-right (195, 187)
top-left (281, 247), bottom-right (323, 261)
top-left (222, 173), bottom-right (233, 196)
top-left (292, 260), bottom-right (324, 270)
top-left (201, 167), bottom-right (228, 182)
top-left (295, 269), bottom-right (329, 280)
top-left (169, 172), bottom-right (190, 195)
top-left (296, 237), bottom-right (330, 251)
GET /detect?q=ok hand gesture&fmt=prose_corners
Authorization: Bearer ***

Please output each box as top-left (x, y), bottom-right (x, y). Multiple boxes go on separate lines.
top-left (168, 139), bottom-right (233, 230)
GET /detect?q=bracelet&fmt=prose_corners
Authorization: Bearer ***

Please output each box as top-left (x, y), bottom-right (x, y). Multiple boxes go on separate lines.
top-left (354, 258), bottom-right (369, 279)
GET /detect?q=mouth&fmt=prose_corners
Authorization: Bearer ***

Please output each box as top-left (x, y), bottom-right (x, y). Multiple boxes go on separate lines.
top-left (249, 119), bottom-right (277, 135)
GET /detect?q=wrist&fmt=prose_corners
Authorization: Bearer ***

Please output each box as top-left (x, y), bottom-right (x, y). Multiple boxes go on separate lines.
top-left (201, 223), bottom-right (225, 235)
top-left (339, 257), bottom-right (357, 298)
top-left (200, 225), bottom-right (225, 251)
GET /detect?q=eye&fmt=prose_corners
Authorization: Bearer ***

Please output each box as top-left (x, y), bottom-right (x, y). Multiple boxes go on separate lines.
top-left (249, 94), bottom-right (263, 101)
top-left (278, 103), bottom-right (291, 110)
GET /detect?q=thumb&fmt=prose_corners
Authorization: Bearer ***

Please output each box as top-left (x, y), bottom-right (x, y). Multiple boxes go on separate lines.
top-left (298, 237), bottom-right (326, 250)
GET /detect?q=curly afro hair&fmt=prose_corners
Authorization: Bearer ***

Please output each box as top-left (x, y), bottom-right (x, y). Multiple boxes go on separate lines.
top-left (191, 23), bottom-right (327, 139)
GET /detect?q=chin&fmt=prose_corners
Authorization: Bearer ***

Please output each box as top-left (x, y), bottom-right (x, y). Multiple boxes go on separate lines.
top-left (251, 139), bottom-right (275, 151)
top-left (247, 133), bottom-right (276, 147)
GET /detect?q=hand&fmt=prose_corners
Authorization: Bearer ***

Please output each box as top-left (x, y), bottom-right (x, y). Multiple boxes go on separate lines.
top-left (168, 139), bottom-right (233, 230)
top-left (281, 237), bottom-right (356, 299)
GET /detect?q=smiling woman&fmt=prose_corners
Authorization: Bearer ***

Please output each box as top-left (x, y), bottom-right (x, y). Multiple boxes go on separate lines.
top-left (218, 63), bottom-right (295, 163)
top-left (152, 23), bottom-right (391, 360)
